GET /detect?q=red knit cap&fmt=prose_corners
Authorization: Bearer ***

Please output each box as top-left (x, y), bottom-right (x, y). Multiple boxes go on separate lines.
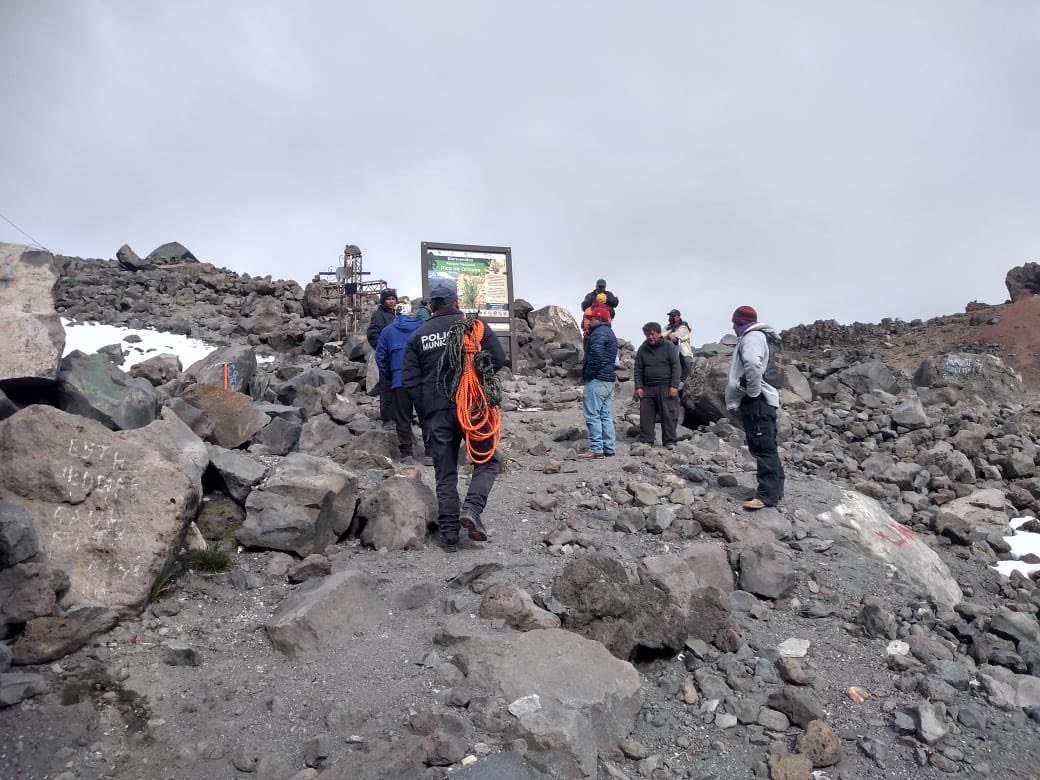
top-left (732, 305), bottom-right (757, 325)
top-left (588, 304), bottom-right (612, 322)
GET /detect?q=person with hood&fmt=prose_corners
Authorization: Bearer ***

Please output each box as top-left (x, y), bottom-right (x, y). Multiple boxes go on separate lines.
top-left (634, 321), bottom-right (681, 448)
top-left (725, 305), bottom-right (785, 510)
top-left (578, 304), bottom-right (618, 459)
top-left (366, 288), bottom-right (398, 425)
top-left (375, 306), bottom-right (430, 463)
top-left (402, 285), bottom-right (507, 552)
top-left (665, 309), bottom-right (694, 381)
top-left (580, 279), bottom-right (619, 318)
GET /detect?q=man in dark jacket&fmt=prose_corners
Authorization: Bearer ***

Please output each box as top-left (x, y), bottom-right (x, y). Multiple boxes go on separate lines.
top-left (579, 305), bottom-right (618, 459)
top-left (634, 321), bottom-right (681, 448)
top-left (366, 288), bottom-right (398, 424)
top-left (375, 309), bottom-right (428, 463)
top-left (402, 285), bottom-right (507, 552)
top-left (579, 279), bottom-right (619, 318)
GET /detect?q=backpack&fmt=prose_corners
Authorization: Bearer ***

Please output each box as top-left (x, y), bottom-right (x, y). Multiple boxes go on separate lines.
top-left (762, 331), bottom-right (786, 389)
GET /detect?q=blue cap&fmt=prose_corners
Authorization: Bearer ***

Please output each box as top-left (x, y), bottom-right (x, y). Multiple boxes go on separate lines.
top-left (429, 284), bottom-right (457, 306)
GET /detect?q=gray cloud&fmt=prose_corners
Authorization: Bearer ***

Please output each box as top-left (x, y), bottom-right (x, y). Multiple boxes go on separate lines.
top-left (1, 1), bottom-right (1036, 345)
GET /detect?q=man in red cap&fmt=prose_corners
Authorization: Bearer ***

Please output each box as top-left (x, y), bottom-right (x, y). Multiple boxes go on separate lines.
top-left (725, 305), bottom-right (785, 510)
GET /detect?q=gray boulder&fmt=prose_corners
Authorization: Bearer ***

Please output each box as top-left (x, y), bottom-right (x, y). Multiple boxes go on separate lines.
top-left (890, 394), bottom-right (929, 429)
top-left (457, 628), bottom-right (642, 774)
top-left (681, 354), bottom-right (731, 427)
top-left (0, 243), bottom-right (65, 383)
top-left (146, 241), bottom-right (197, 264)
top-left (357, 474), bottom-right (436, 550)
top-left (238, 453), bottom-right (358, 555)
top-left (0, 405), bottom-right (198, 614)
top-left (738, 545), bottom-right (799, 600)
top-left (185, 344), bottom-right (257, 394)
top-left (57, 351), bottom-right (160, 430)
top-left (0, 499), bottom-right (38, 568)
top-left (0, 672), bottom-right (48, 707)
top-left (837, 359), bottom-right (900, 395)
top-left (12, 606), bottom-right (119, 664)
top-left (528, 305), bottom-right (582, 348)
top-left (817, 490), bottom-right (962, 609)
top-left (1005, 262), bottom-right (1040, 301)
top-left (133, 407), bottom-right (209, 495)
top-left (206, 444), bottom-right (267, 502)
top-left (180, 384), bottom-right (268, 448)
top-left (266, 569), bottom-right (385, 659)
top-left (913, 353), bottom-right (1023, 403)
top-left (129, 353), bottom-right (182, 386)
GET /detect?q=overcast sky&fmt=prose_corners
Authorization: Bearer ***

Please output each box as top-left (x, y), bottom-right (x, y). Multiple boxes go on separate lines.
top-left (1, 2), bottom-right (1036, 344)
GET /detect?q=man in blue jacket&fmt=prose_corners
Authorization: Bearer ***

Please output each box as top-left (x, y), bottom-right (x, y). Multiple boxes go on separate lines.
top-left (579, 304), bottom-right (618, 459)
top-left (375, 307), bottom-right (429, 463)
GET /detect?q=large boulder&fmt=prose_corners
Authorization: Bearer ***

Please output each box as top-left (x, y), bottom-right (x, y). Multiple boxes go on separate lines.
top-left (265, 569), bottom-right (385, 659)
top-left (303, 280), bottom-right (341, 318)
top-left (457, 628), bottom-right (642, 775)
top-left (681, 354), bottom-right (732, 427)
top-left (0, 243), bottom-right (65, 385)
top-left (184, 345), bottom-right (257, 394)
top-left (913, 353), bottom-right (1023, 403)
top-left (57, 351), bottom-right (160, 431)
top-left (817, 490), bottom-right (962, 609)
top-left (0, 499), bottom-right (39, 568)
top-left (837, 359), bottom-right (900, 395)
top-left (552, 553), bottom-right (715, 658)
top-left (179, 384), bottom-right (268, 448)
top-left (131, 407), bottom-right (209, 496)
top-left (0, 405), bottom-right (198, 614)
top-left (1005, 262), bottom-right (1040, 302)
top-left (939, 489), bottom-right (1011, 534)
top-left (528, 306), bottom-right (582, 348)
top-left (356, 474), bottom-right (436, 550)
top-left (238, 453), bottom-right (358, 555)
top-left (145, 241), bottom-right (197, 264)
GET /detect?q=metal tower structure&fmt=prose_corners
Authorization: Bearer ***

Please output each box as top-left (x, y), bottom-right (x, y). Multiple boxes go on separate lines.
top-left (312, 244), bottom-right (387, 340)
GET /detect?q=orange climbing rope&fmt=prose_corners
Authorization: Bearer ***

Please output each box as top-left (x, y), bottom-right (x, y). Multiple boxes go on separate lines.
top-left (453, 317), bottom-right (501, 464)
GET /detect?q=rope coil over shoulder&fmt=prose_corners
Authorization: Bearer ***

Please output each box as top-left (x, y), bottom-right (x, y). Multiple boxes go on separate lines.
top-left (438, 315), bottom-right (502, 464)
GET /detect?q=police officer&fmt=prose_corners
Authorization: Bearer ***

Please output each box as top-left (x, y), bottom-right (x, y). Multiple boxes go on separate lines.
top-left (402, 284), bottom-right (507, 552)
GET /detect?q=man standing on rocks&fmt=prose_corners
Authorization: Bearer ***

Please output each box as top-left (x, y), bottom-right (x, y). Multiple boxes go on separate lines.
top-left (375, 307), bottom-right (429, 464)
top-left (725, 305), bottom-right (785, 510)
top-left (665, 308), bottom-right (694, 382)
top-left (402, 285), bottom-right (507, 552)
top-left (367, 287), bottom-right (399, 426)
top-left (634, 322), bottom-right (681, 449)
top-left (580, 278), bottom-right (619, 319)
top-left (579, 305), bottom-right (618, 459)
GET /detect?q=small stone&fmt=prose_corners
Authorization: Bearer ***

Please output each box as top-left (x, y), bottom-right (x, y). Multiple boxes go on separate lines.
top-left (776, 657), bottom-right (812, 685)
top-left (797, 720), bottom-right (841, 767)
top-left (715, 712), bottom-right (738, 730)
top-left (680, 676), bottom-right (700, 705)
top-left (508, 694), bottom-right (541, 718)
top-left (777, 638), bottom-right (810, 657)
top-left (886, 639), bottom-right (910, 656)
top-left (618, 737), bottom-right (648, 760)
top-left (846, 686), bottom-right (870, 704)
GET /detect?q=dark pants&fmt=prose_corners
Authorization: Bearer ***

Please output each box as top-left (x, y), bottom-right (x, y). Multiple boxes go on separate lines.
top-left (427, 408), bottom-right (498, 541)
top-left (740, 395), bottom-right (785, 505)
top-left (391, 388), bottom-right (416, 457)
top-left (378, 379), bottom-right (394, 423)
top-left (639, 385), bottom-right (679, 446)
top-left (679, 355), bottom-right (692, 382)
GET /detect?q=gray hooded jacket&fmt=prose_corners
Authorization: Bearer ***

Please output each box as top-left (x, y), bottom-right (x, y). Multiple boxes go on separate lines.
top-left (725, 323), bottom-right (781, 410)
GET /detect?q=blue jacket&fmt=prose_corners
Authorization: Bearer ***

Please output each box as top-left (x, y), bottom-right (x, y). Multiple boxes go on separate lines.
top-left (582, 322), bottom-right (618, 382)
top-left (376, 314), bottom-right (426, 389)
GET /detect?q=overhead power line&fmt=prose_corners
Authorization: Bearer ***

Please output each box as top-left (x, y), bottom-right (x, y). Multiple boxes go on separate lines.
top-left (0, 209), bottom-right (51, 253)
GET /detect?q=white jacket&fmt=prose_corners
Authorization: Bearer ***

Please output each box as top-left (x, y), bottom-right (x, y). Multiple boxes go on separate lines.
top-left (725, 324), bottom-right (781, 410)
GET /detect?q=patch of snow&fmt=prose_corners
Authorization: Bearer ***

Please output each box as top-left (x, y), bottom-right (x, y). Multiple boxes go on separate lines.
top-left (62, 318), bottom-right (218, 370)
top-left (993, 517), bottom-right (1040, 578)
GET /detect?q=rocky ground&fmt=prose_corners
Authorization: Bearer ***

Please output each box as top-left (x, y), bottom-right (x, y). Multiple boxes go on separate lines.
top-left (3, 242), bottom-right (1040, 780)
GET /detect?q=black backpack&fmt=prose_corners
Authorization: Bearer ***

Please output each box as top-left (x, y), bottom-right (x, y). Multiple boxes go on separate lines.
top-left (762, 331), bottom-right (786, 389)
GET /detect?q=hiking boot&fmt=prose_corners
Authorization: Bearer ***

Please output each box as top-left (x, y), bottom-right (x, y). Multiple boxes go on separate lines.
top-left (440, 535), bottom-right (460, 553)
top-left (460, 510), bottom-right (488, 542)
top-left (603, 450), bottom-right (616, 457)
top-left (400, 455), bottom-right (415, 465)
top-left (578, 451), bottom-right (604, 460)
top-left (743, 498), bottom-right (769, 511)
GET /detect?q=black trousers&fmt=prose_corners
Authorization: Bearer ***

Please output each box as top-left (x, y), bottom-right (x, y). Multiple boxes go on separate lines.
top-left (427, 408), bottom-right (498, 540)
top-left (391, 387), bottom-right (416, 457)
top-left (378, 379), bottom-right (393, 423)
top-left (739, 394), bottom-right (785, 505)
top-left (639, 384), bottom-right (679, 446)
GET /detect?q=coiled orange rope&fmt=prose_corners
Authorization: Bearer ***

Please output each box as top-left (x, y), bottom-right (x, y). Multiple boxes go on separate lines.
top-left (452, 317), bottom-right (501, 464)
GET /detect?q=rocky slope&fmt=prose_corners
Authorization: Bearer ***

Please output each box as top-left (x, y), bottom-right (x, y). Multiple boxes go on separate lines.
top-left (1, 241), bottom-right (1040, 780)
